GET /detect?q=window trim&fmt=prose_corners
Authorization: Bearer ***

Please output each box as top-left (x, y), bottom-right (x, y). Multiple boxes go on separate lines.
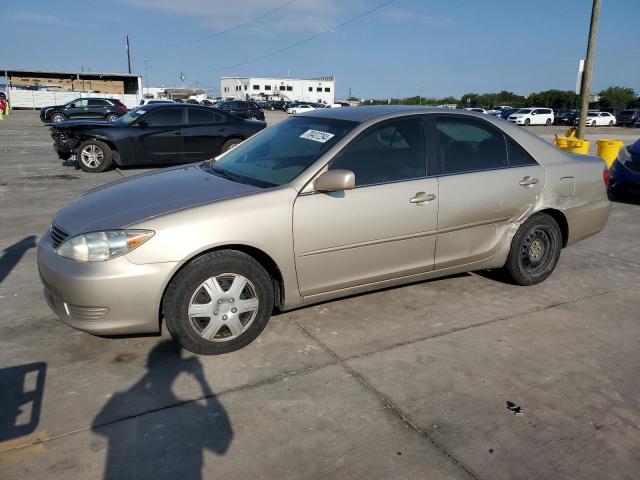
top-left (327, 115), bottom-right (431, 189)
top-left (430, 113), bottom-right (538, 177)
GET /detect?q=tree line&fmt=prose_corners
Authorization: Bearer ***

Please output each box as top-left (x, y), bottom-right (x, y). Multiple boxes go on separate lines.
top-left (358, 86), bottom-right (640, 110)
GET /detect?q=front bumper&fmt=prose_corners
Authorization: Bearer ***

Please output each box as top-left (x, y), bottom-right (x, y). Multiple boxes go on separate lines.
top-left (37, 231), bottom-right (180, 335)
top-left (609, 160), bottom-right (640, 193)
top-left (509, 118), bottom-right (525, 125)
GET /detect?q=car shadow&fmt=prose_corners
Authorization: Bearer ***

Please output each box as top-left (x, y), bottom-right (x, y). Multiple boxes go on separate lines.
top-left (0, 235), bottom-right (37, 285)
top-left (609, 191), bottom-right (640, 206)
top-left (92, 340), bottom-right (233, 480)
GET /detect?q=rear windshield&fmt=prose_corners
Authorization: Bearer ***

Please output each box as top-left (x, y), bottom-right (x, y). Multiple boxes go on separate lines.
top-left (204, 116), bottom-right (357, 187)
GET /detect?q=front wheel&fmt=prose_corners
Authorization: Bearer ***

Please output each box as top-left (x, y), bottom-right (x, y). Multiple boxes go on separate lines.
top-left (51, 113), bottom-right (66, 123)
top-left (220, 138), bottom-right (242, 153)
top-left (609, 120), bottom-right (614, 126)
top-left (163, 250), bottom-right (275, 355)
top-left (524, 118), bottom-right (530, 126)
top-left (77, 139), bottom-right (113, 172)
top-left (502, 213), bottom-right (562, 286)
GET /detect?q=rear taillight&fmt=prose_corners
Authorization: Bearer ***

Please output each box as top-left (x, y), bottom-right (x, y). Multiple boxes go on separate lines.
top-left (118, 104), bottom-right (127, 113)
top-left (603, 168), bottom-right (610, 188)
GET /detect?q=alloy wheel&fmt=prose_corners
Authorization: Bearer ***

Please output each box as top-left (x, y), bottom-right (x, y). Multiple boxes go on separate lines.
top-left (80, 144), bottom-right (104, 169)
top-left (188, 273), bottom-right (259, 342)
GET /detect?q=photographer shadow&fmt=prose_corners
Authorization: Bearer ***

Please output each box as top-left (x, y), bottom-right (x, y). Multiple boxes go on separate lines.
top-left (92, 341), bottom-right (233, 480)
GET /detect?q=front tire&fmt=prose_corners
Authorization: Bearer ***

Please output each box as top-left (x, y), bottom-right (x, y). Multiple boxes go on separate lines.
top-left (220, 138), bottom-right (242, 153)
top-left (77, 140), bottom-right (113, 173)
top-left (609, 120), bottom-right (614, 126)
top-left (503, 213), bottom-right (562, 286)
top-left (163, 250), bottom-right (275, 355)
top-left (524, 118), bottom-right (530, 126)
top-left (51, 113), bottom-right (66, 123)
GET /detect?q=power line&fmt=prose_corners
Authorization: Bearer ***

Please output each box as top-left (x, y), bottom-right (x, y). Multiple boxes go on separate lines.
top-left (167, 0), bottom-right (297, 47)
top-left (195, 0), bottom-right (397, 74)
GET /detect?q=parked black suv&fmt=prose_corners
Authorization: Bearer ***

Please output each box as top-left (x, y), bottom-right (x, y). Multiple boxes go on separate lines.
top-left (40, 98), bottom-right (128, 123)
top-left (212, 101), bottom-right (265, 120)
top-left (617, 109), bottom-right (640, 127)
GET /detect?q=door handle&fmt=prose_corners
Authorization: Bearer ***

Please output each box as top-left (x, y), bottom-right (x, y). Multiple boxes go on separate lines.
top-left (519, 176), bottom-right (539, 187)
top-left (410, 192), bottom-right (436, 204)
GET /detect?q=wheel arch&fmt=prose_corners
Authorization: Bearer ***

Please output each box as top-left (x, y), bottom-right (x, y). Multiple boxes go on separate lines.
top-left (536, 208), bottom-right (569, 248)
top-left (158, 244), bottom-right (285, 330)
top-left (78, 135), bottom-right (122, 165)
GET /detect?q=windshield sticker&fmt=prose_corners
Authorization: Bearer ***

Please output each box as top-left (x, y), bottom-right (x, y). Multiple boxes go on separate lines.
top-left (300, 129), bottom-right (335, 143)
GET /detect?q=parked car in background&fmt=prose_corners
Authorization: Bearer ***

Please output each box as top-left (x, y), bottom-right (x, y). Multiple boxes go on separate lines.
top-left (50, 103), bottom-right (266, 172)
top-left (265, 100), bottom-right (286, 110)
top-left (600, 107), bottom-right (624, 121)
top-left (634, 119), bottom-right (640, 128)
top-left (37, 106), bottom-right (610, 355)
top-left (186, 99), bottom-right (200, 105)
top-left (287, 104), bottom-right (316, 114)
top-left (574, 111), bottom-right (616, 126)
top-left (40, 98), bottom-right (128, 123)
top-left (139, 98), bottom-right (176, 106)
top-left (509, 108), bottom-right (554, 126)
top-left (465, 108), bottom-right (488, 114)
top-left (499, 108), bottom-right (519, 120)
top-left (609, 139), bottom-right (640, 196)
top-left (554, 109), bottom-right (578, 125)
top-left (212, 101), bottom-right (265, 121)
top-left (617, 109), bottom-right (640, 127)
top-left (488, 106), bottom-right (513, 115)
top-left (201, 99), bottom-right (214, 106)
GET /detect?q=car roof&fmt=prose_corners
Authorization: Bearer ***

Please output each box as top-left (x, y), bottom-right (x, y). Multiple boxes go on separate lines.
top-left (303, 105), bottom-right (467, 122)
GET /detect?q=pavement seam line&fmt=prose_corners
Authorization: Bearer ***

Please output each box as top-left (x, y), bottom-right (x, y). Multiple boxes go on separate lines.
top-left (3, 281), bottom-right (636, 455)
top-left (291, 319), bottom-right (479, 480)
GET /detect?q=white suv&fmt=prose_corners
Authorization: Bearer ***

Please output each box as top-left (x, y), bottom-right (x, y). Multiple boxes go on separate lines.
top-left (509, 108), bottom-right (554, 126)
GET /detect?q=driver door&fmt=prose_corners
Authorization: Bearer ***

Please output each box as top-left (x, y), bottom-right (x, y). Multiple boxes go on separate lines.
top-left (132, 107), bottom-right (186, 164)
top-left (293, 116), bottom-right (438, 297)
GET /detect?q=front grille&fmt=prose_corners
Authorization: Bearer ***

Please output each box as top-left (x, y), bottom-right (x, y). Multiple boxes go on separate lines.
top-left (50, 224), bottom-right (69, 249)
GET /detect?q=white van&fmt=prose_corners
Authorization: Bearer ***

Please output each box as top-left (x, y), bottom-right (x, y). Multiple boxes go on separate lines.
top-left (509, 108), bottom-right (554, 126)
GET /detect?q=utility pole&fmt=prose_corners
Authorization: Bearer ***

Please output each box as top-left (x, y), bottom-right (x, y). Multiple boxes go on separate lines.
top-left (126, 35), bottom-right (132, 74)
top-left (577, 0), bottom-right (600, 139)
top-left (144, 57), bottom-right (149, 96)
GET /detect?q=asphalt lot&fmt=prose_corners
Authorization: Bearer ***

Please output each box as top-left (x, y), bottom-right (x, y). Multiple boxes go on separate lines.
top-left (1, 110), bottom-right (640, 480)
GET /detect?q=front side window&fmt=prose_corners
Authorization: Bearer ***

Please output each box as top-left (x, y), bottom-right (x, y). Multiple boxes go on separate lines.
top-left (70, 99), bottom-right (88, 108)
top-left (209, 116), bottom-right (356, 187)
top-left (330, 118), bottom-right (426, 187)
top-left (143, 108), bottom-right (183, 127)
top-left (435, 116), bottom-right (507, 175)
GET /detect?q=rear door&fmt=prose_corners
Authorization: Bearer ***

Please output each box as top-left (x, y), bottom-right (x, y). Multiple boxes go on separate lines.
top-left (432, 115), bottom-right (545, 268)
top-left (87, 99), bottom-right (108, 118)
top-left (132, 107), bottom-right (186, 164)
top-left (66, 99), bottom-right (89, 118)
top-left (183, 108), bottom-right (228, 160)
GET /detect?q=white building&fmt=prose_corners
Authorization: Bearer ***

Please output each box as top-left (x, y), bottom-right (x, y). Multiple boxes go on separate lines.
top-left (220, 76), bottom-right (335, 104)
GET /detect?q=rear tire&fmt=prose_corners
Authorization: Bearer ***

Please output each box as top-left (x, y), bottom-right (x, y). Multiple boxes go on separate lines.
top-left (545, 118), bottom-right (551, 126)
top-left (163, 250), bottom-right (275, 355)
top-left (502, 213), bottom-right (562, 286)
top-left (220, 138), bottom-right (242, 153)
top-left (106, 113), bottom-right (119, 122)
top-left (77, 139), bottom-right (113, 173)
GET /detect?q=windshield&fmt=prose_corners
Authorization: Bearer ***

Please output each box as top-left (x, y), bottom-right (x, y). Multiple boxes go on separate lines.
top-left (204, 116), bottom-right (357, 187)
top-left (587, 112), bottom-right (598, 117)
top-left (515, 109), bottom-right (531, 114)
top-left (114, 108), bottom-right (147, 125)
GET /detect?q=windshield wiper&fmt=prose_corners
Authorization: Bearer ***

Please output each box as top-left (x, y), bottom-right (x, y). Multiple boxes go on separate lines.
top-left (211, 165), bottom-right (247, 184)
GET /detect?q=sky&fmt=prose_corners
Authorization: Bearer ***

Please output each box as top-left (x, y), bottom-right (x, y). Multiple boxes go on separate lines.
top-left (1, 0), bottom-right (639, 100)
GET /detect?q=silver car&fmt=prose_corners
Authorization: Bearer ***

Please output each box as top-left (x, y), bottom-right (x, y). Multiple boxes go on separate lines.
top-left (38, 106), bottom-right (610, 354)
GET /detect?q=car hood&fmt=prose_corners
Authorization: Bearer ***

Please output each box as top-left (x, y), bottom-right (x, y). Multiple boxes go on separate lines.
top-left (53, 164), bottom-right (262, 235)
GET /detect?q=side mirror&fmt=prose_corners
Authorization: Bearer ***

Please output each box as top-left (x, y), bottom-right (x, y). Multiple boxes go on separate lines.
top-left (314, 169), bottom-right (355, 193)
top-left (138, 120), bottom-right (148, 128)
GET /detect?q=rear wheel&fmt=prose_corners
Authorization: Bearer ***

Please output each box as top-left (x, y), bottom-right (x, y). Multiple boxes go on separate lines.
top-left (77, 140), bottom-right (113, 173)
top-left (545, 118), bottom-right (551, 126)
top-left (106, 113), bottom-right (119, 122)
top-left (163, 250), bottom-right (275, 355)
top-left (503, 213), bottom-right (562, 286)
top-left (51, 113), bottom-right (66, 123)
top-left (220, 138), bottom-right (242, 153)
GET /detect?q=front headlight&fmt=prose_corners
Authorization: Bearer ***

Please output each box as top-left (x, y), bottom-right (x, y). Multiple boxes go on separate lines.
top-left (617, 146), bottom-right (631, 166)
top-left (56, 230), bottom-right (154, 262)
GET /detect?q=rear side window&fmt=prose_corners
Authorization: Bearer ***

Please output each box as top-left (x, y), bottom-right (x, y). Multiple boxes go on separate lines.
top-left (434, 117), bottom-right (507, 175)
top-left (505, 137), bottom-right (537, 167)
top-left (188, 108), bottom-right (225, 125)
top-left (88, 99), bottom-right (107, 107)
top-left (144, 108), bottom-right (183, 126)
top-left (330, 118), bottom-right (426, 187)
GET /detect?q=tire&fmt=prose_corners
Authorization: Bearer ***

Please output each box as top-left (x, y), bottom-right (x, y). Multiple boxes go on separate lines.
top-left (77, 139), bottom-right (113, 173)
top-left (105, 113), bottom-right (119, 122)
top-left (502, 213), bottom-right (562, 286)
top-left (609, 120), bottom-right (614, 126)
top-left (247, 116), bottom-right (257, 120)
top-left (51, 113), bottom-right (66, 123)
top-left (220, 138), bottom-right (242, 153)
top-left (269, 106), bottom-right (275, 111)
top-left (163, 250), bottom-right (275, 355)
top-left (545, 118), bottom-right (551, 126)
top-left (524, 118), bottom-right (530, 126)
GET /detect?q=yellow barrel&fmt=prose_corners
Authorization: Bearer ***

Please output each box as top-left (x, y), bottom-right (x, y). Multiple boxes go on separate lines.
top-left (566, 138), bottom-right (590, 154)
top-left (565, 127), bottom-right (578, 138)
top-left (595, 139), bottom-right (624, 168)
top-left (554, 136), bottom-right (569, 149)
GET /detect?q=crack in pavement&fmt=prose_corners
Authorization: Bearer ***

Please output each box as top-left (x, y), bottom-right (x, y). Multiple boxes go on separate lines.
top-left (3, 280), bottom-right (638, 464)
